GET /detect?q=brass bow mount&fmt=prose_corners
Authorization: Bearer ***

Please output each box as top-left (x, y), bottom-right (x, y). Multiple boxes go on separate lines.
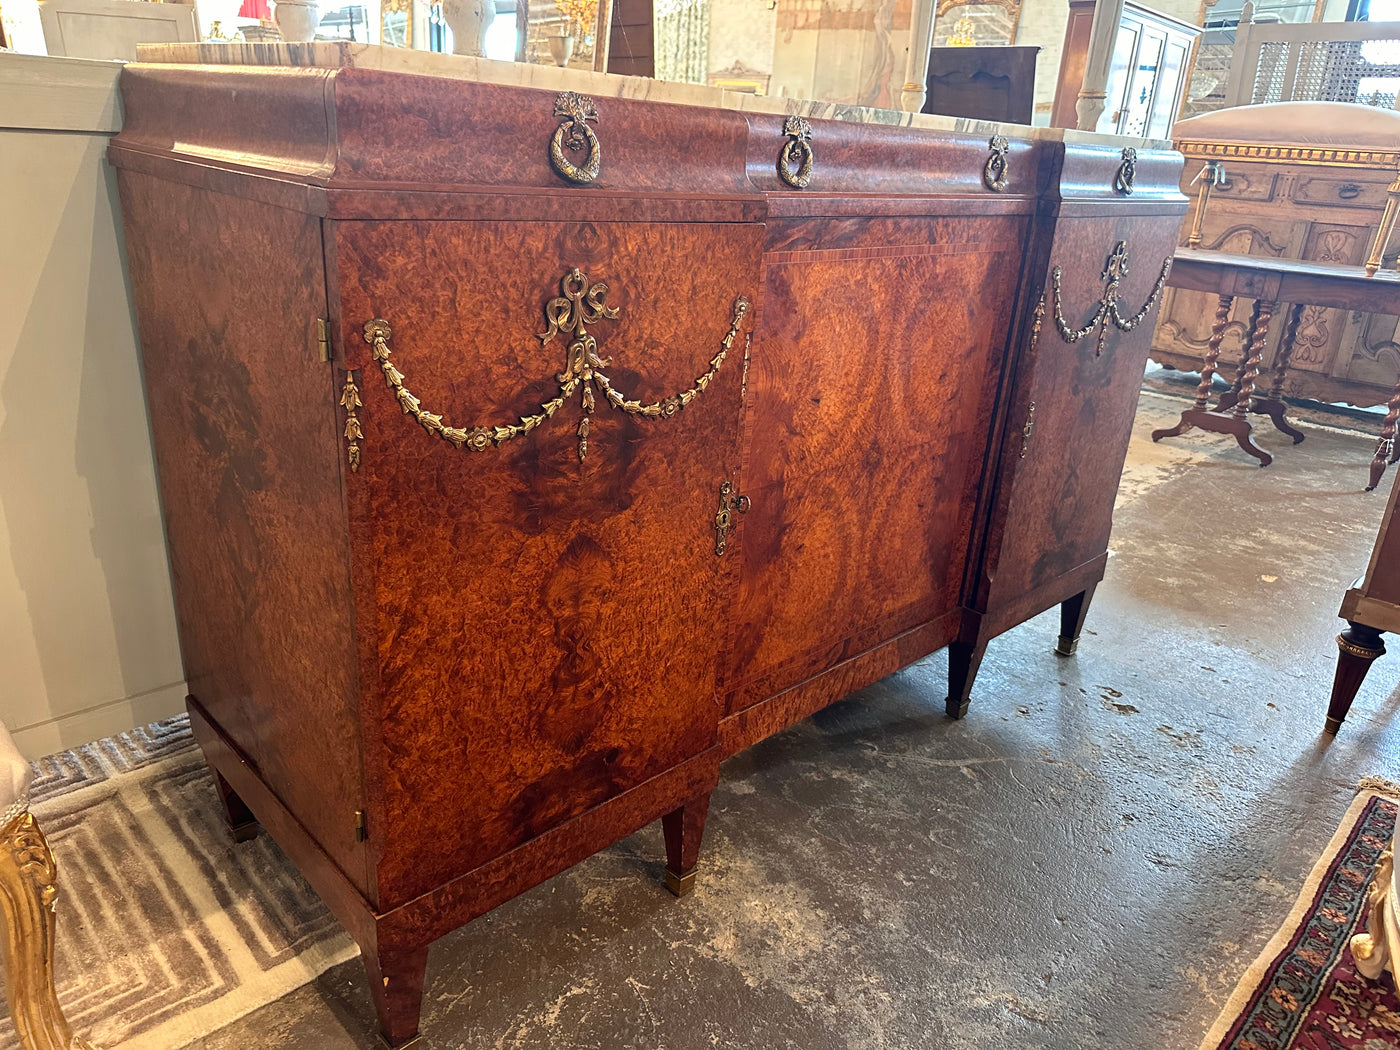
top-left (550, 92), bottom-right (601, 184)
top-left (357, 269), bottom-right (751, 466)
top-left (778, 116), bottom-right (814, 189)
top-left (1051, 241), bottom-right (1171, 356)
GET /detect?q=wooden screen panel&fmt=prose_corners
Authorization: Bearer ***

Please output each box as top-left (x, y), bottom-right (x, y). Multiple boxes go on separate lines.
top-left (985, 212), bottom-right (1181, 611)
top-left (723, 213), bottom-right (1029, 711)
top-left (333, 219), bottom-right (760, 907)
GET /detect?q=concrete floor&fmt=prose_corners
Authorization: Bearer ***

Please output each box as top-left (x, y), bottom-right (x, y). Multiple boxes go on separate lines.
top-left (196, 385), bottom-right (1400, 1050)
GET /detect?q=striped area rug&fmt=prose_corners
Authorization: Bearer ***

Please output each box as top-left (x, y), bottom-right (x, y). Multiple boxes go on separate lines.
top-left (0, 717), bottom-right (358, 1050)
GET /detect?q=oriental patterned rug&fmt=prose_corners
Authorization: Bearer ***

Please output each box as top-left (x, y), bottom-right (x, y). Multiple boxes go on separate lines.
top-left (1201, 778), bottom-right (1400, 1050)
top-left (0, 717), bottom-right (358, 1050)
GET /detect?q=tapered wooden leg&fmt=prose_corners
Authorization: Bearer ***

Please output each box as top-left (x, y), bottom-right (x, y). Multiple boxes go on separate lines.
top-left (0, 812), bottom-right (100, 1050)
top-left (662, 792), bottom-right (711, 897)
top-left (1326, 622), bottom-right (1386, 734)
top-left (213, 771), bottom-right (258, 843)
top-left (1056, 583), bottom-right (1098, 657)
top-left (1153, 294), bottom-right (1232, 443)
top-left (1368, 373), bottom-right (1400, 492)
top-left (362, 938), bottom-right (429, 1048)
top-left (946, 639), bottom-right (988, 720)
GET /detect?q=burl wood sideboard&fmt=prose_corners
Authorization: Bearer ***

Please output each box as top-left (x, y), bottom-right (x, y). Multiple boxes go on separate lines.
top-left (109, 54), bottom-right (1186, 1045)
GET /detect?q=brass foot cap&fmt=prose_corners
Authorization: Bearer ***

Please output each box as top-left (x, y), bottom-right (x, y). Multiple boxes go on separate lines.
top-left (664, 867), bottom-right (696, 897)
top-left (1055, 637), bottom-right (1079, 657)
top-left (1325, 716), bottom-right (1343, 735)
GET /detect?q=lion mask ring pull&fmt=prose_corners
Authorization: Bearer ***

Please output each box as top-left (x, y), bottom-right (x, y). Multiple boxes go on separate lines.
top-left (550, 91), bottom-right (601, 185)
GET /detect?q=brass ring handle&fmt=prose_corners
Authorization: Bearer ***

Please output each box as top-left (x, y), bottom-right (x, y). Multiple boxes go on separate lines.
top-left (549, 91), bottom-right (601, 185)
top-left (734, 494), bottom-right (751, 513)
top-left (1113, 147), bottom-right (1137, 196)
top-left (778, 116), bottom-right (814, 189)
top-left (1339, 183), bottom-right (1362, 200)
top-left (984, 135), bottom-right (1009, 192)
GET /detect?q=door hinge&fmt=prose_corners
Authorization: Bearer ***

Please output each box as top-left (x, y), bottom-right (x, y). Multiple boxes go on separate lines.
top-left (354, 810), bottom-right (367, 842)
top-left (713, 480), bottom-right (751, 556)
top-left (316, 318), bottom-right (332, 363)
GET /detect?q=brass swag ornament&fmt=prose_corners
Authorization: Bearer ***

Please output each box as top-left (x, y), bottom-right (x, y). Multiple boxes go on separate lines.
top-left (361, 268), bottom-right (751, 464)
top-left (1051, 240), bottom-right (1171, 356)
top-left (983, 135), bottom-right (1010, 193)
top-left (778, 116), bottom-right (814, 189)
top-left (549, 92), bottom-right (601, 184)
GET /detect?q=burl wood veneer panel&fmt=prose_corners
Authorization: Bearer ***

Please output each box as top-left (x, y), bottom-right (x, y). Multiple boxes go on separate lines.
top-left (333, 219), bottom-right (760, 906)
top-left (983, 209), bottom-right (1183, 618)
top-left (117, 173), bottom-right (370, 892)
top-left (724, 213), bottom-right (1029, 710)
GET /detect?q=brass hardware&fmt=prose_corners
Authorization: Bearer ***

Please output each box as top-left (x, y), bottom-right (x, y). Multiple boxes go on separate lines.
top-left (665, 867), bottom-right (697, 897)
top-left (1113, 147), bottom-right (1136, 195)
top-left (713, 480), bottom-right (750, 556)
top-left (316, 318), bottom-right (331, 362)
top-left (0, 810), bottom-right (101, 1050)
top-left (778, 116), bottom-right (813, 189)
top-left (1339, 182), bottom-right (1363, 200)
top-left (1055, 636), bottom-right (1079, 657)
top-left (549, 92), bottom-right (601, 184)
top-left (1338, 633), bottom-right (1386, 660)
top-left (363, 270), bottom-right (752, 464)
top-left (1051, 241), bottom-right (1171, 356)
top-left (1019, 401), bottom-right (1036, 458)
top-left (340, 370), bottom-right (363, 474)
top-left (983, 135), bottom-right (1009, 192)
top-left (1187, 161), bottom-right (1226, 249)
top-left (355, 810), bottom-right (367, 842)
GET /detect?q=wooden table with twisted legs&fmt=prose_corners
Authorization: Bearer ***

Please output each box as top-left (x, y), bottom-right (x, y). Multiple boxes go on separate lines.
top-left (1151, 291), bottom-right (1277, 466)
top-left (1154, 251), bottom-right (1400, 485)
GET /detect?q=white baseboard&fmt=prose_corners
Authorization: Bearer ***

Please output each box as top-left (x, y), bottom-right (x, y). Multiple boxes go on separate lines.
top-left (10, 682), bottom-right (189, 760)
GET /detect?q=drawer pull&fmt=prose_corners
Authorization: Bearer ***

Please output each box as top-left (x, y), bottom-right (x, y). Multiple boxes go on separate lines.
top-left (550, 92), bottom-right (602, 184)
top-left (1113, 148), bottom-right (1136, 196)
top-left (984, 135), bottom-right (1009, 192)
top-left (1339, 182), bottom-right (1363, 200)
top-left (778, 116), bottom-right (814, 189)
top-left (1051, 240), bottom-right (1172, 356)
top-left (361, 270), bottom-right (751, 466)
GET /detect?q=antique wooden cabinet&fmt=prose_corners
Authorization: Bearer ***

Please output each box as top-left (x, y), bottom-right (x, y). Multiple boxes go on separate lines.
top-left (109, 51), bottom-right (1185, 1045)
top-left (1152, 103), bottom-right (1400, 408)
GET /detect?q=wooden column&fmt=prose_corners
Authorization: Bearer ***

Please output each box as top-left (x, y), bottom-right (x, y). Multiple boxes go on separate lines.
top-left (1076, 0), bottom-right (1127, 130)
top-left (900, 0), bottom-right (939, 112)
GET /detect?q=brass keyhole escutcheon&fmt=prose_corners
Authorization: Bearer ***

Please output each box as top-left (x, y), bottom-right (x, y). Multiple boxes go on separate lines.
top-left (713, 481), bottom-right (751, 556)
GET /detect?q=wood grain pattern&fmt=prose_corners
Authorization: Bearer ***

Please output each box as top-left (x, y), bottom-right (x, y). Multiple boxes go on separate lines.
top-left (117, 172), bottom-right (372, 895)
top-left (333, 218), bottom-right (758, 906)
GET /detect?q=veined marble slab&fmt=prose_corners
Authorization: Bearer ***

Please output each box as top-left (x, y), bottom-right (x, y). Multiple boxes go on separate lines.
top-left (133, 41), bottom-right (1171, 150)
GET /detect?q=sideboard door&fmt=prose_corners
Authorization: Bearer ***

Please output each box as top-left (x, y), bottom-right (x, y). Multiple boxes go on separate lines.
top-left (332, 219), bottom-right (761, 907)
top-left (976, 214), bottom-right (1180, 637)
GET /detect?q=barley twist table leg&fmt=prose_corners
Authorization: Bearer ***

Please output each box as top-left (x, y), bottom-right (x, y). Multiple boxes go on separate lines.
top-left (0, 811), bottom-right (99, 1050)
top-left (1369, 371), bottom-right (1400, 492)
top-left (1153, 293), bottom-right (1234, 443)
top-left (1234, 299), bottom-right (1272, 422)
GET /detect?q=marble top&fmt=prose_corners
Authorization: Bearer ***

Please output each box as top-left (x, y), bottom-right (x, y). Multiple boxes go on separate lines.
top-left (134, 41), bottom-right (1171, 150)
